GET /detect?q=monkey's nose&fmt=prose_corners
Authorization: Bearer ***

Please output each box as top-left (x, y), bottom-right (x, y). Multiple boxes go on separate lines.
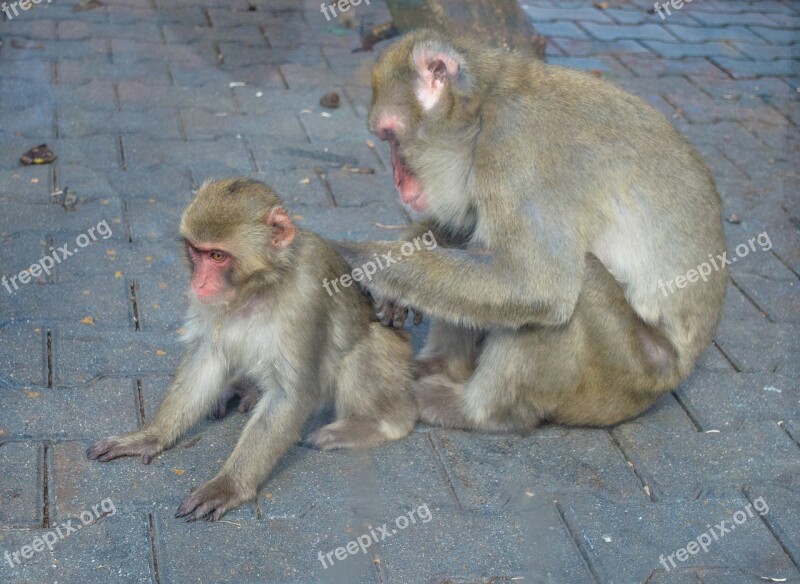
top-left (377, 128), bottom-right (396, 142)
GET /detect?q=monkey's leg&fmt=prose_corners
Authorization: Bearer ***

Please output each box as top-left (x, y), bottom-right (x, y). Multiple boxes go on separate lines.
top-left (416, 256), bottom-right (684, 431)
top-left (209, 377), bottom-right (261, 420)
top-left (87, 350), bottom-right (229, 464)
top-left (415, 319), bottom-right (481, 382)
top-left (176, 385), bottom-right (314, 521)
top-left (307, 324), bottom-right (416, 450)
top-left (413, 329), bottom-right (547, 433)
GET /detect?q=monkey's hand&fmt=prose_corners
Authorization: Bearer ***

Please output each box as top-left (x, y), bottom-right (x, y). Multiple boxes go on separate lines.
top-left (175, 475), bottom-right (247, 522)
top-left (376, 299), bottom-right (424, 328)
top-left (86, 432), bottom-right (164, 465)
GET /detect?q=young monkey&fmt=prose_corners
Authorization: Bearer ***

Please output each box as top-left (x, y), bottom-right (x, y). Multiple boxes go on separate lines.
top-left (87, 178), bottom-right (416, 521)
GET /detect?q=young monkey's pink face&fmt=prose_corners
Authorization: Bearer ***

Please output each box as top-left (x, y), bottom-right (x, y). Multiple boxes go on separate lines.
top-left (186, 242), bottom-right (237, 305)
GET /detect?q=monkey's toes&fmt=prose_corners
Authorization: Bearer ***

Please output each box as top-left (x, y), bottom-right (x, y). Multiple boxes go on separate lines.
top-left (305, 426), bottom-right (352, 450)
top-left (175, 478), bottom-right (240, 522)
top-left (87, 435), bottom-right (161, 464)
top-left (377, 301), bottom-right (408, 328)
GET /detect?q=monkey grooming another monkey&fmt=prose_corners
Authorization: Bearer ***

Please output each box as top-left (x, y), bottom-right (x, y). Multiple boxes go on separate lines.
top-left (87, 178), bottom-right (416, 521)
top-left (335, 29), bottom-right (728, 431)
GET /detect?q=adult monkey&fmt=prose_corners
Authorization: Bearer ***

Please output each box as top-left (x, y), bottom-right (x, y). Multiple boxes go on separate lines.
top-left (335, 29), bottom-right (728, 430)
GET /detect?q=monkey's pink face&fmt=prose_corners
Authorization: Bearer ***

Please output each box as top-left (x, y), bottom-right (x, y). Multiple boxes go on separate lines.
top-left (186, 242), bottom-right (237, 305)
top-left (376, 117), bottom-right (428, 212)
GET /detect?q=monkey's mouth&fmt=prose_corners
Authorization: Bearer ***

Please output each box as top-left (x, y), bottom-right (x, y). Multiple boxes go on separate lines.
top-left (388, 138), bottom-right (426, 211)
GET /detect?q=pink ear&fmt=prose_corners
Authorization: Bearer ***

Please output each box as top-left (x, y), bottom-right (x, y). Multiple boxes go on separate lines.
top-left (266, 207), bottom-right (296, 250)
top-left (414, 49), bottom-right (461, 111)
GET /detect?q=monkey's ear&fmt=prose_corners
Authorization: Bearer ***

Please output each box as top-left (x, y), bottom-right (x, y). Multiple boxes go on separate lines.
top-left (266, 207), bottom-right (296, 250)
top-left (412, 41), bottom-right (464, 110)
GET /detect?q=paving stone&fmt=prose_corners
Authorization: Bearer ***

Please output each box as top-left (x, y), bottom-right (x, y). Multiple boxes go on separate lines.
top-left (0, 378), bottom-right (140, 441)
top-left (0, 194), bottom-right (125, 243)
top-left (715, 319), bottom-right (799, 377)
top-left (324, 170), bottom-right (399, 208)
top-left (582, 22), bottom-right (677, 42)
top-left (615, 53), bottom-right (729, 78)
top-left (57, 107), bottom-right (183, 139)
top-left (121, 136), bottom-right (252, 173)
top-left (180, 108), bottom-right (307, 140)
top-left (0, 325), bottom-right (47, 388)
top-left (377, 503), bottom-right (595, 583)
top-left (293, 203), bottom-right (409, 241)
top-left (154, 506), bottom-right (380, 584)
top-left (56, 60), bottom-right (171, 85)
top-left (528, 21), bottom-right (591, 40)
top-left (731, 272), bottom-right (800, 323)
top-left (522, 4), bottom-right (615, 24)
top-left (116, 80), bottom-right (235, 111)
top-left (687, 10), bottom-right (783, 27)
top-left (641, 40), bottom-right (746, 59)
top-left (53, 328), bottom-right (183, 384)
top-left (748, 26), bottom-right (800, 45)
top-left (53, 433), bottom-right (258, 521)
top-left (560, 494), bottom-right (799, 583)
top-left (613, 422), bottom-right (800, 500)
top-left (677, 370), bottom-right (798, 430)
top-left (0, 442), bottom-right (41, 527)
top-left (126, 195), bottom-right (190, 241)
top-left (547, 37), bottom-right (652, 57)
top-left (694, 344), bottom-right (734, 372)
top-left (430, 427), bottom-right (647, 510)
top-left (132, 271), bottom-right (190, 331)
top-left (713, 57), bottom-right (798, 79)
top-left (734, 42), bottom-right (800, 61)
top-left (0, 512), bottom-right (154, 583)
top-left (0, 276), bottom-right (132, 328)
top-left (665, 24), bottom-right (765, 43)
top-left (0, 38), bottom-right (109, 62)
top-left (745, 484), bottom-right (800, 565)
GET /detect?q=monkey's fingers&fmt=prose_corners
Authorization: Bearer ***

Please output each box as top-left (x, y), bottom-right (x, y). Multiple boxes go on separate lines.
top-left (413, 309), bottom-right (424, 326)
top-left (87, 435), bottom-right (161, 464)
top-left (86, 436), bottom-right (131, 462)
top-left (175, 477), bottom-right (238, 522)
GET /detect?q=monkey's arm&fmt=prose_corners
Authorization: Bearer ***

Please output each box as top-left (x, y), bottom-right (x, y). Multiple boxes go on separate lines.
top-left (334, 240), bottom-right (582, 329)
top-left (87, 347), bottom-right (229, 464)
top-left (175, 380), bottom-right (315, 521)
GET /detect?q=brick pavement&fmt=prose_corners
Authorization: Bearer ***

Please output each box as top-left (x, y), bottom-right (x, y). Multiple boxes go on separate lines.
top-left (0, 0), bottom-right (797, 582)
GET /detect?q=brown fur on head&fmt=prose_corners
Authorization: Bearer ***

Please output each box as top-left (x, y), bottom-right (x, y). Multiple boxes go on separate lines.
top-left (179, 178), bottom-right (298, 305)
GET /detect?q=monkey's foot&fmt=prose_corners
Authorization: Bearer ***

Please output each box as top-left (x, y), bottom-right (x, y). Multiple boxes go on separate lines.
top-left (208, 380), bottom-right (261, 420)
top-left (305, 417), bottom-right (406, 450)
top-left (175, 476), bottom-right (245, 522)
top-left (412, 356), bottom-right (448, 379)
top-left (86, 434), bottom-right (162, 465)
top-left (413, 374), bottom-right (472, 429)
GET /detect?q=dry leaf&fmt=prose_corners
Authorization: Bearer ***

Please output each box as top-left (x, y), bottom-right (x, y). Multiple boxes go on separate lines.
top-left (26, 391), bottom-right (40, 398)
top-left (155, 350), bottom-right (167, 356)
top-left (80, 316), bottom-right (95, 325)
top-left (172, 468), bottom-right (185, 476)
top-left (114, 271), bottom-right (123, 279)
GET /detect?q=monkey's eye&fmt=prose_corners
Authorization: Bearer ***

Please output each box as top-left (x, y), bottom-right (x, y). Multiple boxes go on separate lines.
top-left (210, 251), bottom-right (226, 262)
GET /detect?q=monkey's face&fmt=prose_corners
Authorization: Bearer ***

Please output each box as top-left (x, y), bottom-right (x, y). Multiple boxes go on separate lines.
top-left (369, 31), bottom-right (472, 214)
top-left (185, 242), bottom-right (237, 305)
top-left (179, 178), bottom-right (299, 307)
